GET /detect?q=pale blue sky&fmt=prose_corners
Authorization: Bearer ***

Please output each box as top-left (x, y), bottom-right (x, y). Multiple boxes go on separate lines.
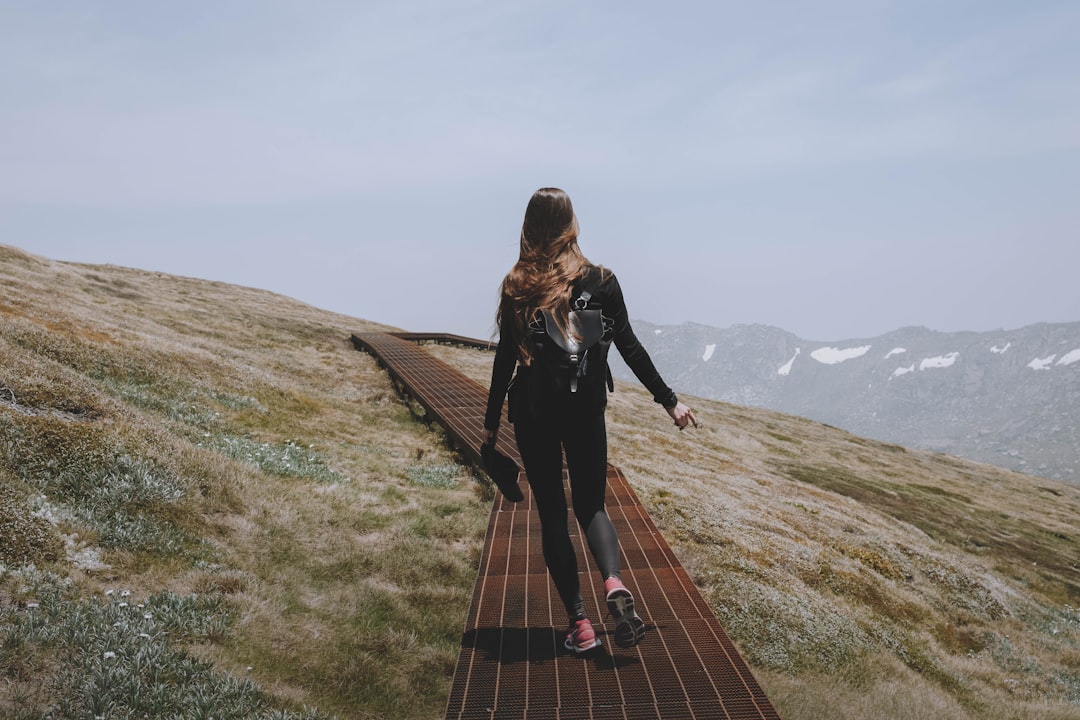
top-left (2, 1), bottom-right (1078, 340)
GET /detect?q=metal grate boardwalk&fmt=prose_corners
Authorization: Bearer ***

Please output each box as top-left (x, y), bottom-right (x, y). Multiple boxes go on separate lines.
top-left (351, 332), bottom-right (780, 720)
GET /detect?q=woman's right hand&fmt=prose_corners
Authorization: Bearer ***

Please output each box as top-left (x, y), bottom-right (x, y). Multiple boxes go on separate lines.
top-left (666, 402), bottom-right (699, 431)
top-left (482, 427), bottom-right (498, 446)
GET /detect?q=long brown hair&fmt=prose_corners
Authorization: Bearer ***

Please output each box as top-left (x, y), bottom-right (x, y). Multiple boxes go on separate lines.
top-left (497, 188), bottom-right (596, 365)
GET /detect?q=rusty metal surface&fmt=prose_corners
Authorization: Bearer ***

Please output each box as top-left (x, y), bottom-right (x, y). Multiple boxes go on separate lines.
top-left (390, 332), bottom-right (496, 351)
top-left (351, 332), bottom-right (780, 720)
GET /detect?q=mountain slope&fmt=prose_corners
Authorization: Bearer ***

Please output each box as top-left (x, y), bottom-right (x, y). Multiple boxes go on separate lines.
top-left (428, 342), bottom-right (1080, 719)
top-left (1, 244), bottom-right (490, 719)
top-left (2, 244), bottom-right (1079, 720)
top-left (610, 321), bottom-right (1080, 481)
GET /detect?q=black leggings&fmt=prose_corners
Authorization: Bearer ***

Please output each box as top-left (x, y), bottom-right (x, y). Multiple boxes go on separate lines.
top-left (513, 408), bottom-right (621, 621)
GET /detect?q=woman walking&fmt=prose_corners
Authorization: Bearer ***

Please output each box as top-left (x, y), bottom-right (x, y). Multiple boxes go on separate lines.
top-left (482, 187), bottom-right (697, 653)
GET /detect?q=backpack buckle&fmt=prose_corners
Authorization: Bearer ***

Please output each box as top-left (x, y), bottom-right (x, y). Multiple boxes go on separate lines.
top-left (568, 353), bottom-right (581, 392)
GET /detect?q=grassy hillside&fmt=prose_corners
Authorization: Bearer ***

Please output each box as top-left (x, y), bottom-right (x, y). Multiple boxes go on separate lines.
top-left (2, 244), bottom-right (1079, 719)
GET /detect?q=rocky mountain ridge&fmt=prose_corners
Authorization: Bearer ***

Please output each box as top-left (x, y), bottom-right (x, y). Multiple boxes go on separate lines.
top-left (610, 320), bottom-right (1080, 481)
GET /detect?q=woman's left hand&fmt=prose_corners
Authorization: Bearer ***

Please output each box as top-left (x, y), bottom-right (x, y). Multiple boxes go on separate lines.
top-left (666, 402), bottom-right (699, 431)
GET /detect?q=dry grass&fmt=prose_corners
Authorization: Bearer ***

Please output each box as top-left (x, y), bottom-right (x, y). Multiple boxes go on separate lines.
top-left (3, 243), bottom-right (1079, 719)
top-left (1, 245), bottom-right (490, 719)
top-left (425, 339), bottom-right (1080, 719)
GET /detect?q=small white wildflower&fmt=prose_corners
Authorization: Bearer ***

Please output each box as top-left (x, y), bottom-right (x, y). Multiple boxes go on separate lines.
top-left (120, 590), bottom-right (131, 598)
top-left (139, 633), bottom-right (151, 639)
top-left (105, 589), bottom-right (115, 596)
top-left (25, 601), bottom-right (39, 609)
top-left (143, 612), bottom-right (153, 620)
top-left (119, 602), bottom-right (128, 608)
top-left (246, 666), bottom-right (253, 673)
top-left (113, 622), bottom-right (122, 628)
top-left (103, 651), bottom-right (116, 660)
top-left (137, 603), bottom-right (145, 609)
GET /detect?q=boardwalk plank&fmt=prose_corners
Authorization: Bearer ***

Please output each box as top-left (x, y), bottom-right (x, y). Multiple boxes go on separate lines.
top-left (351, 332), bottom-right (780, 720)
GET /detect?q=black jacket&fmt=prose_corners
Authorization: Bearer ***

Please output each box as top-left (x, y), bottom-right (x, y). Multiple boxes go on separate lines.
top-left (484, 267), bottom-right (677, 431)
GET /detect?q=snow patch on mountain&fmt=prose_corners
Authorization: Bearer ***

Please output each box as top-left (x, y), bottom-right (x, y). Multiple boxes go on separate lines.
top-left (920, 353), bottom-right (959, 370)
top-left (1029, 355), bottom-right (1057, 371)
top-left (885, 347), bottom-right (907, 359)
top-left (811, 345), bottom-right (872, 365)
top-left (778, 348), bottom-right (800, 376)
top-left (654, 329), bottom-right (663, 335)
top-left (703, 344), bottom-right (716, 362)
top-left (891, 353), bottom-right (959, 378)
top-left (891, 364), bottom-right (916, 379)
top-left (991, 343), bottom-right (1011, 354)
top-left (1057, 348), bottom-right (1080, 366)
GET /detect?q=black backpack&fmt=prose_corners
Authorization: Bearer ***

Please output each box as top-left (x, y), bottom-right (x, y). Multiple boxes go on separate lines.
top-left (529, 290), bottom-right (614, 394)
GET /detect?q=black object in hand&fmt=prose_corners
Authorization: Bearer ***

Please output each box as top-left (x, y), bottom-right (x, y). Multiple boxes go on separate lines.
top-left (480, 443), bottom-right (524, 503)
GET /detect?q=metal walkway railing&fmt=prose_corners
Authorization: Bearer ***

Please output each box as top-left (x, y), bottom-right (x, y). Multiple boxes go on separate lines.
top-left (351, 332), bottom-right (780, 720)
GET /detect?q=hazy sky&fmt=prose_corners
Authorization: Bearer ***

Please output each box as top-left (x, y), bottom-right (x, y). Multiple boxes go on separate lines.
top-left (3, 1), bottom-right (1078, 341)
